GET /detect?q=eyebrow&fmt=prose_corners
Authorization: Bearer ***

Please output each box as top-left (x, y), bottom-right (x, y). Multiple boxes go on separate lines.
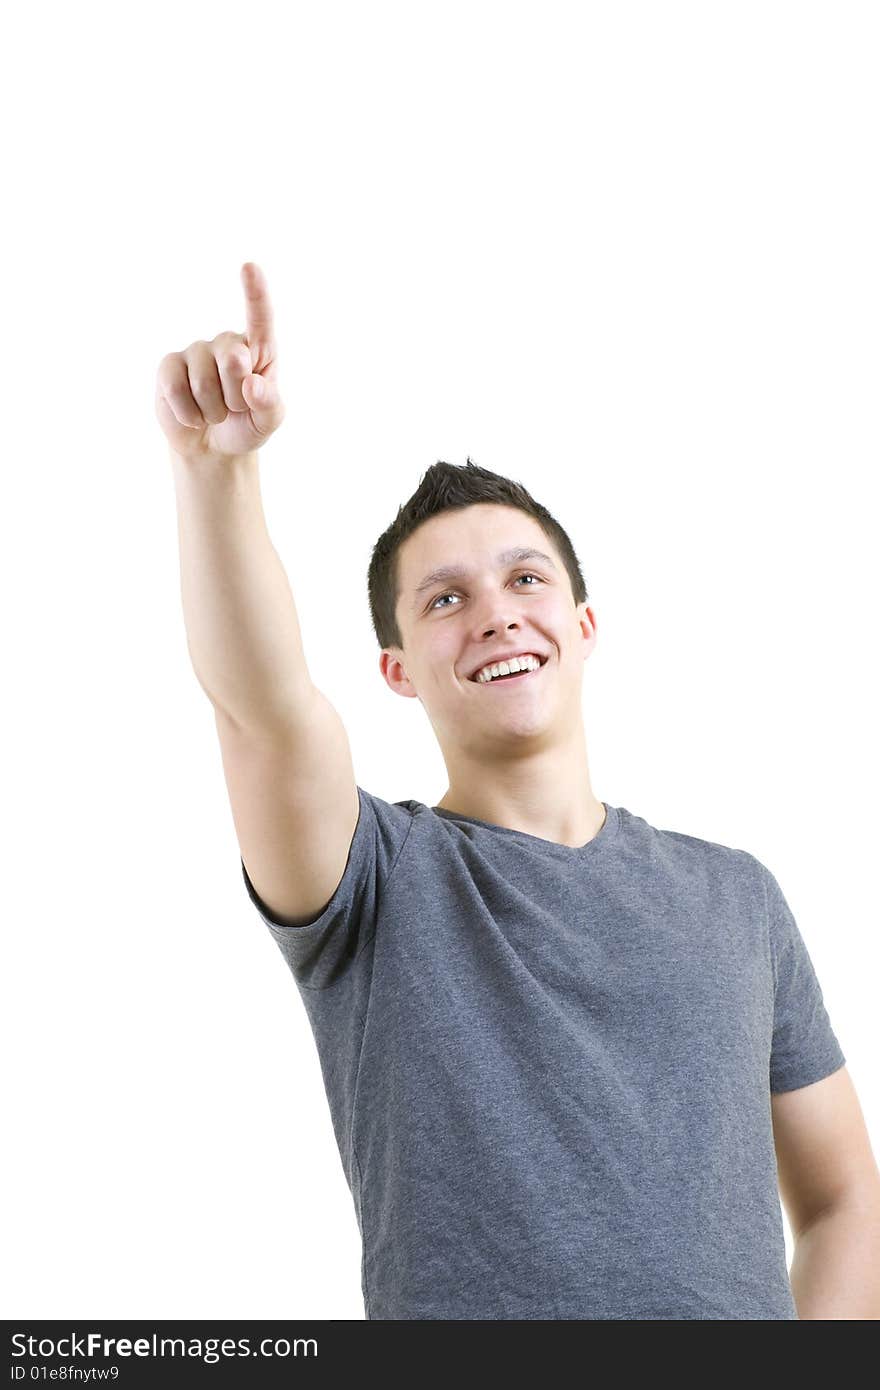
top-left (412, 546), bottom-right (558, 607)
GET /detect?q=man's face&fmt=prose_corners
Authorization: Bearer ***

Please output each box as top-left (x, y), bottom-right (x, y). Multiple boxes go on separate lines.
top-left (380, 503), bottom-right (596, 752)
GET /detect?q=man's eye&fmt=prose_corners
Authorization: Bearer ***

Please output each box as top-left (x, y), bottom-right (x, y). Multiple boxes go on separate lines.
top-left (429, 573), bottom-right (545, 610)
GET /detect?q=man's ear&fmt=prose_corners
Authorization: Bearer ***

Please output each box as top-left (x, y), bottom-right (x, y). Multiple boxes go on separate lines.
top-left (579, 603), bottom-right (598, 646)
top-left (380, 647), bottom-right (420, 700)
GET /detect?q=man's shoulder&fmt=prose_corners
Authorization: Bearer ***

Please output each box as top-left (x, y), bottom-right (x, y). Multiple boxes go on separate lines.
top-left (627, 806), bottom-right (761, 881)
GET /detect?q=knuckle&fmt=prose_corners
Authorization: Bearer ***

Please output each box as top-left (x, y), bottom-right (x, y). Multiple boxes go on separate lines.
top-left (164, 378), bottom-right (189, 400)
top-left (212, 331), bottom-right (246, 358)
top-left (217, 349), bottom-right (249, 376)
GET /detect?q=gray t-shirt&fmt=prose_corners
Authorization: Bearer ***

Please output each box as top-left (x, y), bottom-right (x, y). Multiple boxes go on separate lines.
top-left (240, 790), bottom-right (846, 1320)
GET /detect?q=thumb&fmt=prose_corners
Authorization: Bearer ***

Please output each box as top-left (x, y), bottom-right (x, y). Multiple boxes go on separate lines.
top-left (242, 372), bottom-right (283, 426)
top-left (243, 373), bottom-right (263, 405)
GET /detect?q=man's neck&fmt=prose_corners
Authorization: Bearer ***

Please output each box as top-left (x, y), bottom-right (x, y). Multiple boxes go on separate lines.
top-left (434, 782), bottom-right (606, 849)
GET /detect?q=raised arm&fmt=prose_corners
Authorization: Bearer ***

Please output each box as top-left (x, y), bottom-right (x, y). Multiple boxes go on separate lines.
top-left (155, 264), bottom-right (360, 926)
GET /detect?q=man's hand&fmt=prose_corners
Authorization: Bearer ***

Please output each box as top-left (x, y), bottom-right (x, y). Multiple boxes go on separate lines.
top-left (155, 262), bottom-right (286, 462)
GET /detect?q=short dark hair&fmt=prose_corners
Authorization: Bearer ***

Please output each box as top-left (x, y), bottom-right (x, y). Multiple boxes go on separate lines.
top-left (367, 457), bottom-right (590, 651)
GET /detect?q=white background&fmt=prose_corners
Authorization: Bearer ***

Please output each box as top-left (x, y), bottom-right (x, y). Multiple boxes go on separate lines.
top-left (2, 0), bottom-right (877, 1320)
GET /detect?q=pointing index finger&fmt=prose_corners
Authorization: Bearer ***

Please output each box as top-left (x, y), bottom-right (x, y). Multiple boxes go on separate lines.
top-left (241, 262), bottom-right (275, 350)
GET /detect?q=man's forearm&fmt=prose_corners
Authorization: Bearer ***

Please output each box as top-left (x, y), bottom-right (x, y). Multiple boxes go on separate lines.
top-left (789, 1194), bottom-right (880, 1319)
top-left (171, 449), bottom-right (314, 731)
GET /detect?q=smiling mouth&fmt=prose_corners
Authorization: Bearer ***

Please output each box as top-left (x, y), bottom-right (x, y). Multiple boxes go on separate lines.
top-left (468, 655), bottom-right (549, 686)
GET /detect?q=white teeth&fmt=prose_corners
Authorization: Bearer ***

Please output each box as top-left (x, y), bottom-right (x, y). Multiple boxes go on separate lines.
top-left (475, 654), bottom-right (542, 683)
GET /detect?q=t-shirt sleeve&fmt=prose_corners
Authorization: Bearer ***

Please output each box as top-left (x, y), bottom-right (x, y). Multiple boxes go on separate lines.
top-left (760, 862), bottom-right (846, 1093)
top-left (240, 784), bottom-right (414, 989)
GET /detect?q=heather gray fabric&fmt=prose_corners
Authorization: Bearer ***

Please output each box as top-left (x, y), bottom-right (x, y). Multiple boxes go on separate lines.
top-left (240, 789), bottom-right (846, 1320)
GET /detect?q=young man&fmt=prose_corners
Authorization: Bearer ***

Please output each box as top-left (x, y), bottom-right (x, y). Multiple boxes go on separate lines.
top-left (158, 263), bottom-right (879, 1321)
